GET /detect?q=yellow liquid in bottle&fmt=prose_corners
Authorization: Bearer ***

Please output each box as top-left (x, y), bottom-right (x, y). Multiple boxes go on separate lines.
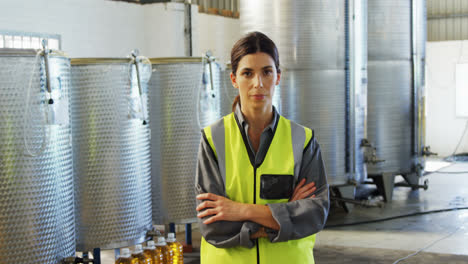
top-left (156, 245), bottom-right (174, 264)
top-left (167, 241), bottom-right (183, 264)
top-left (115, 256), bottom-right (133, 264)
top-left (132, 252), bottom-right (152, 264)
top-left (144, 248), bottom-right (164, 264)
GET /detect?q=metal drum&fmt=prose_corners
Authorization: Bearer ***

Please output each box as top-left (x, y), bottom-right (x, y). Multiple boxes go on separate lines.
top-left (367, 0), bottom-right (426, 176)
top-left (149, 57), bottom-right (221, 224)
top-left (240, 0), bottom-right (367, 185)
top-left (71, 57), bottom-right (152, 250)
top-left (0, 49), bottom-right (75, 263)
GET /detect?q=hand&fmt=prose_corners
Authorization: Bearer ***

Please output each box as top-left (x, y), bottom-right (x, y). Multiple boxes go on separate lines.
top-left (250, 227), bottom-right (268, 239)
top-left (290, 178), bottom-right (316, 202)
top-left (196, 193), bottom-right (247, 224)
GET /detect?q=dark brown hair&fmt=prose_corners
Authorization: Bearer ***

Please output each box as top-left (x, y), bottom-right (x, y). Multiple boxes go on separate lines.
top-left (230, 31), bottom-right (281, 112)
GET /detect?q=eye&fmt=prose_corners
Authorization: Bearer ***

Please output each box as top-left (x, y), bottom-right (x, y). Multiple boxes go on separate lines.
top-left (264, 69), bottom-right (273, 76)
top-left (242, 71), bottom-right (252, 77)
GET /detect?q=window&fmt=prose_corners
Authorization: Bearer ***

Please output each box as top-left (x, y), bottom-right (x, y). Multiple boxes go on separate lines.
top-left (0, 31), bottom-right (61, 50)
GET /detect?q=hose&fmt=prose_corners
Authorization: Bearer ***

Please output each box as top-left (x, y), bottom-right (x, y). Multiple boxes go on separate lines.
top-left (23, 50), bottom-right (50, 157)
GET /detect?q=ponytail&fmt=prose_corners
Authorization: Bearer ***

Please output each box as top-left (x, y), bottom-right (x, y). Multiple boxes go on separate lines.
top-left (232, 95), bottom-right (240, 112)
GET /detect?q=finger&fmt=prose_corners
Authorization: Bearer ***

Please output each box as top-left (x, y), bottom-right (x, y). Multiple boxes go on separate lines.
top-left (203, 213), bottom-right (224, 224)
top-left (296, 188), bottom-right (316, 200)
top-left (295, 186), bottom-right (317, 200)
top-left (300, 187), bottom-right (317, 199)
top-left (303, 181), bottom-right (316, 189)
top-left (292, 178), bottom-right (306, 196)
top-left (295, 182), bottom-right (316, 196)
top-left (293, 180), bottom-right (314, 197)
top-left (196, 201), bottom-right (216, 211)
top-left (196, 193), bottom-right (219, 201)
top-left (290, 191), bottom-right (301, 202)
top-left (197, 208), bottom-right (218, 219)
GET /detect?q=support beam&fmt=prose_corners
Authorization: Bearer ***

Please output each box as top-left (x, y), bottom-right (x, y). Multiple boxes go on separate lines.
top-left (428, 13), bottom-right (468, 20)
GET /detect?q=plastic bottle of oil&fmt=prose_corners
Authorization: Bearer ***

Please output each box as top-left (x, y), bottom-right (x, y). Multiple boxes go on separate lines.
top-left (144, 240), bottom-right (164, 264)
top-left (132, 244), bottom-right (152, 264)
top-left (155, 236), bottom-right (174, 264)
top-left (167, 233), bottom-right (184, 264)
top-left (115, 248), bottom-right (133, 264)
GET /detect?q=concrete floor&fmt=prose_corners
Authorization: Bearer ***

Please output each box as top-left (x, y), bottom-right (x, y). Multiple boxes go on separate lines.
top-left (99, 159), bottom-right (468, 263)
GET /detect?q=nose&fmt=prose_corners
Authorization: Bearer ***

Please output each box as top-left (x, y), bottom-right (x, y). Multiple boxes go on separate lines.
top-left (254, 74), bottom-right (263, 89)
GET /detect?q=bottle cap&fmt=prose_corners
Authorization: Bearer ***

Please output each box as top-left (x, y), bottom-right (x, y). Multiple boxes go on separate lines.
top-left (145, 240), bottom-right (156, 250)
top-left (156, 236), bottom-right (167, 246)
top-left (167, 232), bottom-right (176, 242)
top-left (120, 248), bottom-right (131, 258)
top-left (133, 244), bottom-right (143, 254)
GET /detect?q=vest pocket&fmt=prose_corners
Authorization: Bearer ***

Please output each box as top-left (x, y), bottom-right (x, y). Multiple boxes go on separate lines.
top-left (260, 174), bottom-right (294, 200)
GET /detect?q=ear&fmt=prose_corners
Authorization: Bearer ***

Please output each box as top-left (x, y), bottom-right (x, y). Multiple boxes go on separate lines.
top-left (230, 72), bottom-right (239, 89)
top-left (275, 71), bottom-right (281, 86)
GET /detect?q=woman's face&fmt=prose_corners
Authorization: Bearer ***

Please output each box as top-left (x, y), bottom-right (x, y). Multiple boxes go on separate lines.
top-left (231, 52), bottom-right (281, 111)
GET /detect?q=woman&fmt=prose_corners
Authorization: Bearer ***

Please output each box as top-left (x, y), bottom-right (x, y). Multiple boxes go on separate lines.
top-left (195, 31), bottom-right (330, 264)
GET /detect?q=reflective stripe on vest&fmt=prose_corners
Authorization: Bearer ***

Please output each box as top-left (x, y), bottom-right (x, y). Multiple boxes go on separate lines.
top-left (201, 112), bottom-right (315, 264)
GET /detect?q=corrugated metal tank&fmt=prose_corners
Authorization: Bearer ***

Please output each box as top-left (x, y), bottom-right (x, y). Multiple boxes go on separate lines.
top-left (0, 49), bottom-right (75, 263)
top-left (71, 57), bottom-right (153, 250)
top-left (149, 57), bottom-right (221, 224)
top-left (367, 60), bottom-right (413, 173)
top-left (280, 69), bottom-right (346, 180)
top-left (240, 0), bottom-right (367, 185)
top-left (367, 0), bottom-right (426, 175)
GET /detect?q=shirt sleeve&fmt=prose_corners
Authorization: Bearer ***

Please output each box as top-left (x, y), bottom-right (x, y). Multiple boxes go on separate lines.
top-left (265, 137), bottom-right (330, 243)
top-left (195, 133), bottom-right (262, 248)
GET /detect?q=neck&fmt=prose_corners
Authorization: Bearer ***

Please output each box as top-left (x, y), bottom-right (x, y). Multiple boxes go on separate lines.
top-left (241, 103), bottom-right (273, 132)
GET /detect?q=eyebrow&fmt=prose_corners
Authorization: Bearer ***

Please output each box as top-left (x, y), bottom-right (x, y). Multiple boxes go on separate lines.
top-left (240, 66), bottom-right (274, 71)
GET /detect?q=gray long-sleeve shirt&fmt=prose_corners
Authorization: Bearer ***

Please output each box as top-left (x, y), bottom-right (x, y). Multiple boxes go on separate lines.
top-left (195, 104), bottom-right (330, 248)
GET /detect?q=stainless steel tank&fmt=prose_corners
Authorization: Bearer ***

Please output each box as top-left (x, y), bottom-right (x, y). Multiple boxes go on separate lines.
top-left (240, 0), bottom-right (345, 70)
top-left (71, 57), bottom-right (153, 251)
top-left (0, 49), bottom-right (75, 263)
top-left (280, 70), bottom-right (346, 181)
top-left (367, 0), bottom-right (426, 175)
top-left (368, 0), bottom-right (411, 61)
top-left (240, 0), bottom-right (368, 185)
top-left (367, 60), bottom-right (413, 173)
top-left (149, 57), bottom-right (222, 224)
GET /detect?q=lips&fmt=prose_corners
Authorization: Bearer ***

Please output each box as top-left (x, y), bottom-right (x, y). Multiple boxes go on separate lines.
top-left (251, 94), bottom-right (266, 100)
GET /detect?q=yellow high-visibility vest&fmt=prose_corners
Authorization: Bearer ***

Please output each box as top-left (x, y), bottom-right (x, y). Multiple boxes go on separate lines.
top-left (201, 112), bottom-right (316, 264)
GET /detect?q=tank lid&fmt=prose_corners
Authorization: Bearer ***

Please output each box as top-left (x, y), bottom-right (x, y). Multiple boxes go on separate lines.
top-left (0, 48), bottom-right (68, 57)
top-left (120, 248), bottom-right (131, 258)
top-left (70, 58), bottom-right (133, 65)
top-left (149, 57), bottom-right (203, 64)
